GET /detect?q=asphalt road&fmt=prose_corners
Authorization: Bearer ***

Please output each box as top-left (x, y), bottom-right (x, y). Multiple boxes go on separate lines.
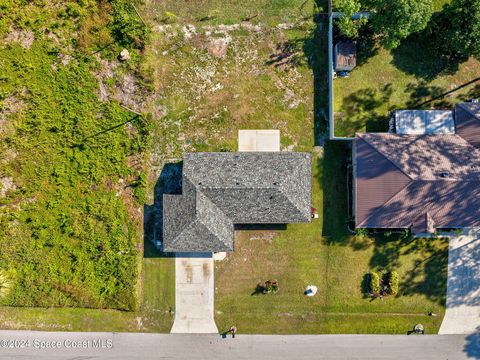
top-left (0, 331), bottom-right (478, 360)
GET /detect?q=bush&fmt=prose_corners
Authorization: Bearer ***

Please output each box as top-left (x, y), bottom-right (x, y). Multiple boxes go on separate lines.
top-left (355, 228), bottom-right (369, 239)
top-left (369, 272), bottom-right (380, 294)
top-left (264, 280), bottom-right (279, 294)
top-left (388, 271), bottom-right (399, 295)
top-left (161, 11), bottom-right (178, 24)
top-left (109, 0), bottom-right (149, 48)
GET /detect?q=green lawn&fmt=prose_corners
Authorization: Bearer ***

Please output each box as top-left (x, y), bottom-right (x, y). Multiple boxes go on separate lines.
top-left (215, 144), bottom-right (447, 334)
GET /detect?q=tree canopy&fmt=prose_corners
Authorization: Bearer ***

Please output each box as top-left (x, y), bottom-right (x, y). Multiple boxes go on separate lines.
top-left (335, 0), bottom-right (433, 49)
top-left (432, 0), bottom-right (480, 60)
top-left (334, 0), bottom-right (367, 39)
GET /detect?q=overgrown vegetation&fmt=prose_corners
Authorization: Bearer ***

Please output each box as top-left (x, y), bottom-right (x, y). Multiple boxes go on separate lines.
top-left (0, 0), bottom-right (150, 310)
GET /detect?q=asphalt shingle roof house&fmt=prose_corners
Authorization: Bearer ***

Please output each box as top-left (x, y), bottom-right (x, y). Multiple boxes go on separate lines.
top-left (163, 152), bottom-right (312, 252)
top-left (354, 102), bottom-right (480, 235)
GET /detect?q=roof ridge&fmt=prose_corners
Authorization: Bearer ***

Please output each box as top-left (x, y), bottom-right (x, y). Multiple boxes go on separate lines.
top-left (196, 190), bottom-right (233, 248)
top-left (459, 103), bottom-right (480, 120)
top-left (169, 219), bottom-right (226, 250)
top-left (360, 136), bottom-right (414, 180)
top-left (281, 172), bottom-right (311, 220)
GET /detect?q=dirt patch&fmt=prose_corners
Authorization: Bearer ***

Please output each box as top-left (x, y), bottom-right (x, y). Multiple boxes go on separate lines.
top-left (0, 95), bottom-right (24, 136)
top-left (0, 177), bottom-right (16, 197)
top-left (5, 26), bottom-right (35, 49)
top-left (206, 36), bottom-right (231, 58)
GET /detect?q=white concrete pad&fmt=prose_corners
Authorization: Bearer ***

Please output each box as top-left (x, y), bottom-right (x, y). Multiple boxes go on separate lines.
top-left (238, 130), bottom-right (280, 152)
top-left (395, 110), bottom-right (455, 135)
top-left (439, 229), bottom-right (480, 334)
top-left (171, 253), bottom-right (218, 334)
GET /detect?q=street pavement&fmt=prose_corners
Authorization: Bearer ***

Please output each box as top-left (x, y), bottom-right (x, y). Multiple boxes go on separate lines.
top-left (0, 330), bottom-right (478, 360)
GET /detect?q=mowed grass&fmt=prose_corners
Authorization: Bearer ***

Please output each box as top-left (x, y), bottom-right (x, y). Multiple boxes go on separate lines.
top-left (215, 143), bottom-right (448, 334)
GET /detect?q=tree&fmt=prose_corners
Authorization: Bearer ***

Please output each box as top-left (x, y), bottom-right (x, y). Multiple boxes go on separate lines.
top-left (335, 0), bottom-right (368, 38)
top-left (432, 0), bottom-right (480, 60)
top-left (365, 0), bottom-right (433, 49)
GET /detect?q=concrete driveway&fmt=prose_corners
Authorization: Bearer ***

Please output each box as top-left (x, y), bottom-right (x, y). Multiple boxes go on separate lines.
top-left (439, 229), bottom-right (480, 334)
top-left (170, 253), bottom-right (218, 333)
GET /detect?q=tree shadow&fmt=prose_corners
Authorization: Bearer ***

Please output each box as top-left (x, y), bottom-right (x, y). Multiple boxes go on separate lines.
top-left (464, 328), bottom-right (480, 360)
top-left (390, 6), bottom-right (468, 80)
top-left (369, 234), bottom-right (404, 270)
top-left (143, 162), bottom-right (182, 258)
top-left (360, 273), bottom-right (371, 297)
top-left (391, 36), bottom-right (457, 80)
top-left (336, 84), bottom-right (392, 135)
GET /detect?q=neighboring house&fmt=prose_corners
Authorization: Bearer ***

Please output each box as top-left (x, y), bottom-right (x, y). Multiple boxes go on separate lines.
top-left (353, 102), bottom-right (480, 236)
top-left (334, 41), bottom-right (356, 72)
top-left (163, 152), bottom-right (312, 252)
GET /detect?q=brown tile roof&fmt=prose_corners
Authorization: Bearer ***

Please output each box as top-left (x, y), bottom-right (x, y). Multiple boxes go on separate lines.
top-left (455, 103), bottom-right (480, 148)
top-left (355, 131), bottom-right (480, 232)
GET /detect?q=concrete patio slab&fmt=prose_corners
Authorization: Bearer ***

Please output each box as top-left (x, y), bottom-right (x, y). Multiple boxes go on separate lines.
top-left (238, 130), bottom-right (280, 152)
top-left (439, 229), bottom-right (480, 334)
top-left (171, 253), bottom-right (218, 334)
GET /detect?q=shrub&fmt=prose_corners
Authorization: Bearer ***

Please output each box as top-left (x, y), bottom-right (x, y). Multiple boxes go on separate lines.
top-left (369, 272), bottom-right (380, 294)
top-left (264, 280), bottom-right (279, 294)
top-left (161, 11), bottom-right (178, 24)
top-left (109, 0), bottom-right (149, 48)
top-left (388, 271), bottom-right (399, 295)
top-left (355, 228), bottom-right (369, 239)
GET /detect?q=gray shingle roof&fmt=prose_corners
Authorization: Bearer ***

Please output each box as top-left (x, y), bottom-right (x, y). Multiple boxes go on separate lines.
top-left (163, 152), bottom-right (312, 252)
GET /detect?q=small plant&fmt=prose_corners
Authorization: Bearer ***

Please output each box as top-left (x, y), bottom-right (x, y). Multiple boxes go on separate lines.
top-left (264, 280), bottom-right (279, 294)
top-left (454, 228), bottom-right (463, 236)
top-left (401, 228), bottom-right (410, 240)
top-left (253, 280), bottom-right (279, 295)
top-left (355, 228), bottom-right (368, 239)
top-left (384, 230), bottom-right (392, 238)
top-left (161, 11), bottom-right (178, 24)
top-left (387, 271), bottom-right (399, 295)
top-left (369, 272), bottom-right (380, 294)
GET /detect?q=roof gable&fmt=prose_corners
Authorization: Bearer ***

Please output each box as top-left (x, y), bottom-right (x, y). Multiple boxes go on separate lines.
top-left (455, 103), bottom-right (480, 148)
top-left (355, 138), bottom-right (412, 227)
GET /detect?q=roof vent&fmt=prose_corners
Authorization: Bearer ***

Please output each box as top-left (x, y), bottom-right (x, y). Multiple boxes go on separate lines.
top-left (440, 171), bottom-right (450, 178)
